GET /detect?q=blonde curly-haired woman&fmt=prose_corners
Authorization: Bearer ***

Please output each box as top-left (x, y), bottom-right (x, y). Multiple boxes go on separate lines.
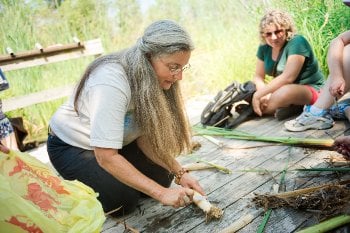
top-left (252, 9), bottom-right (325, 121)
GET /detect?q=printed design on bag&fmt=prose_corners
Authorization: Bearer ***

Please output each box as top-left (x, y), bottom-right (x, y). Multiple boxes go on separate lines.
top-left (24, 183), bottom-right (59, 212)
top-left (1, 150), bottom-right (106, 233)
top-left (6, 216), bottom-right (43, 233)
top-left (9, 157), bottom-right (70, 194)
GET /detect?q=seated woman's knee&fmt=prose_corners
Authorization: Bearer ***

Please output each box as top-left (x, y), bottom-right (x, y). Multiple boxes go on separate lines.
top-left (270, 85), bottom-right (293, 104)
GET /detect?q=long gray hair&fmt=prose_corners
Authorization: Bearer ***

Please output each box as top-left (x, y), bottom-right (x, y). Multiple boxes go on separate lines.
top-left (74, 20), bottom-right (194, 168)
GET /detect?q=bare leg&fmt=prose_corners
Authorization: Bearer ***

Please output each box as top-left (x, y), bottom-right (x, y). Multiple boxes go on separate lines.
top-left (263, 84), bottom-right (312, 115)
top-left (312, 78), bottom-right (336, 110)
top-left (343, 44), bottom-right (350, 91)
top-left (1, 132), bottom-right (18, 150)
top-left (342, 44), bottom-right (350, 121)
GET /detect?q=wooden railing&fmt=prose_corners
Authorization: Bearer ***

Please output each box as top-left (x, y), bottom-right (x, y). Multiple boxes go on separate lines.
top-left (1, 38), bottom-right (104, 112)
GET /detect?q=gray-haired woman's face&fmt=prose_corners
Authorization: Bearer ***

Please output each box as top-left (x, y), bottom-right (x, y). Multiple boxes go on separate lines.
top-left (150, 51), bottom-right (191, 90)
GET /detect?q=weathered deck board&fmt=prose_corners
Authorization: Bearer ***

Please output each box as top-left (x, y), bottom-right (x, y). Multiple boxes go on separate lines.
top-left (102, 113), bottom-right (350, 233)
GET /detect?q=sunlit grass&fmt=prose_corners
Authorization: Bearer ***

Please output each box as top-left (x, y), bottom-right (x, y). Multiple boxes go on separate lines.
top-left (0, 0), bottom-right (348, 142)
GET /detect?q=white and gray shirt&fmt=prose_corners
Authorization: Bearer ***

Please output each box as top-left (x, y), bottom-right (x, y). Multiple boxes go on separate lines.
top-left (50, 63), bottom-right (141, 150)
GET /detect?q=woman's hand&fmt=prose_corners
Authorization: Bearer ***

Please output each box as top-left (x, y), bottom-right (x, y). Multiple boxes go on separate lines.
top-left (252, 92), bottom-right (262, 116)
top-left (0, 144), bottom-right (10, 154)
top-left (158, 171), bottom-right (206, 208)
top-left (158, 187), bottom-right (195, 208)
top-left (252, 91), bottom-right (270, 116)
top-left (333, 136), bottom-right (350, 160)
top-left (178, 172), bottom-right (205, 196)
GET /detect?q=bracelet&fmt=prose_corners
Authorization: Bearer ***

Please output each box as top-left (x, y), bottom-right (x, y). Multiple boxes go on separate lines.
top-left (174, 168), bottom-right (189, 185)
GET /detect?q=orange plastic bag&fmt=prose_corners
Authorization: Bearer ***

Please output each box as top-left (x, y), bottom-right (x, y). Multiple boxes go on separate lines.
top-left (0, 150), bottom-right (105, 233)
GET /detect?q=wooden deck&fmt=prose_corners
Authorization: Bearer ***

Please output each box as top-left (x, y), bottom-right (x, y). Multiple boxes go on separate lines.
top-left (101, 104), bottom-right (350, 233)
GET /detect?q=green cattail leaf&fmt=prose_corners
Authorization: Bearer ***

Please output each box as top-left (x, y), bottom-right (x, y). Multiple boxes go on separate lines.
top-left (296, 168), bottom-right (350, 172)
top-left (193, 126), bottom-right (334, 148)
top-left (296, 215), bottom-right (350, 233)
top-left (257, 209), bottom-right (272, 233)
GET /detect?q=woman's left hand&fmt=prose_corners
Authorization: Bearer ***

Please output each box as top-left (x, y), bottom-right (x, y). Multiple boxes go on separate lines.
top-left (178, 172), bottom-right (205, 196)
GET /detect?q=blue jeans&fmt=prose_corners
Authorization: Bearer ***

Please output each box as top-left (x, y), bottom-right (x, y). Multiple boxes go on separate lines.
top-left (46, 134), bottom-right (173, 215)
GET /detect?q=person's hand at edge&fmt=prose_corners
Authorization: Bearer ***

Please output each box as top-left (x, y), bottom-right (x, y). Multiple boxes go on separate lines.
top-left (0, 144), bottom-right (10, 154)
top-left (333, 136), bottom-right (350, 160)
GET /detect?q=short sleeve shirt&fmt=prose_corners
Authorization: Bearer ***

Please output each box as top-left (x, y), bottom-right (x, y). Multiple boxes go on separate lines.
top-left (49, 63), bottom-right (141, 150)
top-left (257, 35), bottom-right (325, 90)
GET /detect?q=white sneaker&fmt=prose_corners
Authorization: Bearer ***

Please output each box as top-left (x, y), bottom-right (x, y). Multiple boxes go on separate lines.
top-left (284, 111), bottom-right (334, 132)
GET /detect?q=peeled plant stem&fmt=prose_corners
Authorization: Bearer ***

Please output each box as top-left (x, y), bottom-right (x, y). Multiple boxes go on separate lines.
top-left (193, 126), bottom-right (334, 148)
top-left (185, 156), bottom-right (232, 174)
top-left (197, 159), bottom-right (232, 174)
top-left (327, 155), bottom-right (350, 166)
top-left (183, 162), bottom-right (214, 171)
top-left (105, 206), bottom-right (122, 216)
top-left (296, 215), bottom-right (350, 233)
top-left (219, 210), bottom-right (261, 233)
top-left (183, 162), bottom-right (231, 174)
top-left (193, 190), bottom-right (223, 221)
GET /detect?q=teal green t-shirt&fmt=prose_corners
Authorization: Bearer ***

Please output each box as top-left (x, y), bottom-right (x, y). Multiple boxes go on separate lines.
top-left (256, 35), bottom-right (325, 90)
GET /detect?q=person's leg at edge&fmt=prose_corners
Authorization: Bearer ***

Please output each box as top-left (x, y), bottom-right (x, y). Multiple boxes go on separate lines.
top-left (311, 43), bottom-right (350, 117)
top-left (1, 133), bottom-right (18, 150)
top-left (342, 44), bottom-right (350, 121)
top-left (308, 78), bottom-right (336, 116)
top-left (47, 135), bottom-right (172, 216)
top-left (0, 117), bottom-right (19, 150)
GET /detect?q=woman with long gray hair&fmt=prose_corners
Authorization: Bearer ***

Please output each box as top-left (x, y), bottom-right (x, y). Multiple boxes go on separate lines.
top-left (47, 20), bottom-right (205, 215)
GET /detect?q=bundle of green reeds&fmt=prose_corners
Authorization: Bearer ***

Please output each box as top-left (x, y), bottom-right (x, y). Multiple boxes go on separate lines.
top-left (193, 126), bottom-right (334, 148)
top-left (297, 215), bottom-right (350, 233)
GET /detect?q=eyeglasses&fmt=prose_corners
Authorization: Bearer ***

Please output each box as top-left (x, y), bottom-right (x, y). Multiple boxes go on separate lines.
top-left (168, 63), bottom-right (191, 75)
top-left (159, 58), bottom-right (191, 75)
top-left (262, 29), bottom-right (284, 38)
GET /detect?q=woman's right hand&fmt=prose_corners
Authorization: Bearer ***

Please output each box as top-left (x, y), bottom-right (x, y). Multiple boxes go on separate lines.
top-left (259, 94), bottom-right (271, 113)
top-left (158, 187), bottom-right (195, 208)
top-left (252, 91), bottom-right (270, 116)
top-left (252, 92), bottom-right (263, 116)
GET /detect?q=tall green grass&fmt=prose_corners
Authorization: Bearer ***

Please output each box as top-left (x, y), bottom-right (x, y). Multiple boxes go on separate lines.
top-left (276, 0), bottom-right (350, 74)
top-left (0, 0), bottom-right (348, 142)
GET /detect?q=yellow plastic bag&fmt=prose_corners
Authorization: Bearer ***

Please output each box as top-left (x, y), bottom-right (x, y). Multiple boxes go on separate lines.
top-left (0, 150), bottom-right (105, 233)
